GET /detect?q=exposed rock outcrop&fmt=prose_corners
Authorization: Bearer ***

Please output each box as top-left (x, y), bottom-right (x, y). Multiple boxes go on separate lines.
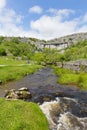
top-left (5, 87), bottom-right (32, 100)
top-left (48, 32), bottom-right (87, 45)
top-left (56, 60), bottom-right (87, 72)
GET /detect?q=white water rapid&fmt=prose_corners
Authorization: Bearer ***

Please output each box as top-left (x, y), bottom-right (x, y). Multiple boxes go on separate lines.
top-left (40, 97), bottom-right (87, 130)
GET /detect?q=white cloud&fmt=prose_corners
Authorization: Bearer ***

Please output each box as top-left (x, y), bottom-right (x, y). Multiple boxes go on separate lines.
top-left (0, 7), bottom-right (24, 36)
top-left (82, 13), bottom-right (87, 23)
top-left (29, 10), bottom-right (87, 40)
top-left (0, 3), bottom-right (87, 40)
top-left (0, 9), bottom-right (23, 24)
top-left (48, 8), bottom-right (75, 19)
top-left (29, 5), bottom-right (43, 14)
top-left (57, 9), bottom-right (75, 17)
top-left (0, 0), bottom-right (6, 9)
top-left (28, 8), bottom-right (77, 39)
top-left (30, 17), bottom-right (76, 39)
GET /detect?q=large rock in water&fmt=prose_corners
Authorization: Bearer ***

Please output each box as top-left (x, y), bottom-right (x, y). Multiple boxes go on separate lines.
top-left (5, 87), bottom-right (32, 100)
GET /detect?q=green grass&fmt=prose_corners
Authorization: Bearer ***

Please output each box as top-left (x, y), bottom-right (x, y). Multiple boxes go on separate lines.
top-left (0, 98), bottom-right (49, 130)
top-left (53, 66), bottom-right (87, 90)
top-left (0, 64), bottom-right (42, 84)
top-left (0, 57), bottom-right (27, 65)
top-left (0, 57), bottom-right (42, 84)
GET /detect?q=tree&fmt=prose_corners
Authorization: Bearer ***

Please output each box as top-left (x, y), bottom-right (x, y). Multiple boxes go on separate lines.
top-left (31, 52), bottom-right (45, 64)
top-left (0, 36), bottom-right (4, 44)
top-left (58, 54), bottom-right (65, 68)
top-left (0, 46), bottom-right (6, 56)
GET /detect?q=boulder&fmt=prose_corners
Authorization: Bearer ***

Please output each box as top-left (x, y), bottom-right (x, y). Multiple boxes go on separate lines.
top-left (5, 89), bottom-right (18, 100)
top-left (5, 87), bottom-right (32, 100)
top-left (18, 87), bottom-right (29, 91)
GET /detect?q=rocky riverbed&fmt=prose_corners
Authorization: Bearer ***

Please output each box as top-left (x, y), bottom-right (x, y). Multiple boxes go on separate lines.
top-left (0, 67), bottom-right (87, 130)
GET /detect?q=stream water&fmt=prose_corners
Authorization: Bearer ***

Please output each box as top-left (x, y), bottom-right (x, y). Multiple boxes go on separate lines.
top-left (0, 67), bottom-right (87, 130)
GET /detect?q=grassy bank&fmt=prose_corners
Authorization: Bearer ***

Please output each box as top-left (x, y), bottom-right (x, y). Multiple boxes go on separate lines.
top-left (0, 64), bottom-right (42, 84)
top-left (53, 66), bottom-right (87, 90)
top-left (0, 98), bottom-right (49, 130)
top-left (0, 57), bottom-right (42, 84)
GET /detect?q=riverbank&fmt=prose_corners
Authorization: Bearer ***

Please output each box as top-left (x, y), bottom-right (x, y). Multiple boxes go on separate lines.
top-left (0, 98), bottom-right (49, 130)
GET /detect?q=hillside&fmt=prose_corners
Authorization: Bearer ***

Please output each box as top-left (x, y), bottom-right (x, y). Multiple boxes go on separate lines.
top-left (0, 33), bottom-right (87, 63)
top-left (0, 36), bottom-right (46, 51)
top-left (0, 36), bottom-right (45, 59)
top-left (0, 32), bottom-right (87, 61)
top-left (1, 32), bottom-right (87, 50)
top-left (48, 32), bottom-right (87, 45)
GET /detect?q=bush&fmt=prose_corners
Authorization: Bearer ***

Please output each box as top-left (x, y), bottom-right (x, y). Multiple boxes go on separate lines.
top-left (0, 47), bottom-right (6, 56)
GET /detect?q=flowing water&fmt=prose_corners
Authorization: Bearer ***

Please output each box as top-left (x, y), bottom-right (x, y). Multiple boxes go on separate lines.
top-left (0, 67), bottom-right (87, 130)
top-left (40, 98), bottom-right (87, 130)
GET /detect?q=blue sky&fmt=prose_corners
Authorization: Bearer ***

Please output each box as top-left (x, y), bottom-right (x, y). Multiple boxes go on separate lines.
top-left (0, 0), bottom-right (87, 40)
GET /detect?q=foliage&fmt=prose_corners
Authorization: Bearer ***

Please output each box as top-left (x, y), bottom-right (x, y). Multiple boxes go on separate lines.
top-left (0, 37), bottom-right (37, 59)
top-left (31, 48), bottom-right (61, 65)
top-left (0, 98), bottom-right (49, 130)
top-left (64, 40), bottom-right (87, 61)
top-left (43, 48), bottom-right (60, 64)
top-left (0, 46), bottom-right (7, 56)
top-left (31, 52), bottom-right (45, 64)
top-left (0, 36), bottom-right (4, 44)
top-left (29, 37), bottom-right (38, 42)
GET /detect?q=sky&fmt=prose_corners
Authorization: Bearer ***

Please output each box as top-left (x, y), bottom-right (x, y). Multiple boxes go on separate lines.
top-left (0, 0), bottom-right (87, 40)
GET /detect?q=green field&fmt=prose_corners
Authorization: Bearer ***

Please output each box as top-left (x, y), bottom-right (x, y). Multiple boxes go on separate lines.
top-left (0, 98), bottom-right (49, 130)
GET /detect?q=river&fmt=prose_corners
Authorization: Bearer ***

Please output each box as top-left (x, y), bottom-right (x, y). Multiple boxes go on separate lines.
top-left (0, 67), bottom-right (87, 130)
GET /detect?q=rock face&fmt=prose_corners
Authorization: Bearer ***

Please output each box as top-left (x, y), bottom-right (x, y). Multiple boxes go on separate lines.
top-left (43, 32), bottom-right (87, 50)
top-left (56, 60), bottom-right (87, 72)
top-left (5, 87), bottom-right (32, 100)
top-left (4, 36), bottom-right (46, 50)
top-left (48, 32), bottom-right (87, 45)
